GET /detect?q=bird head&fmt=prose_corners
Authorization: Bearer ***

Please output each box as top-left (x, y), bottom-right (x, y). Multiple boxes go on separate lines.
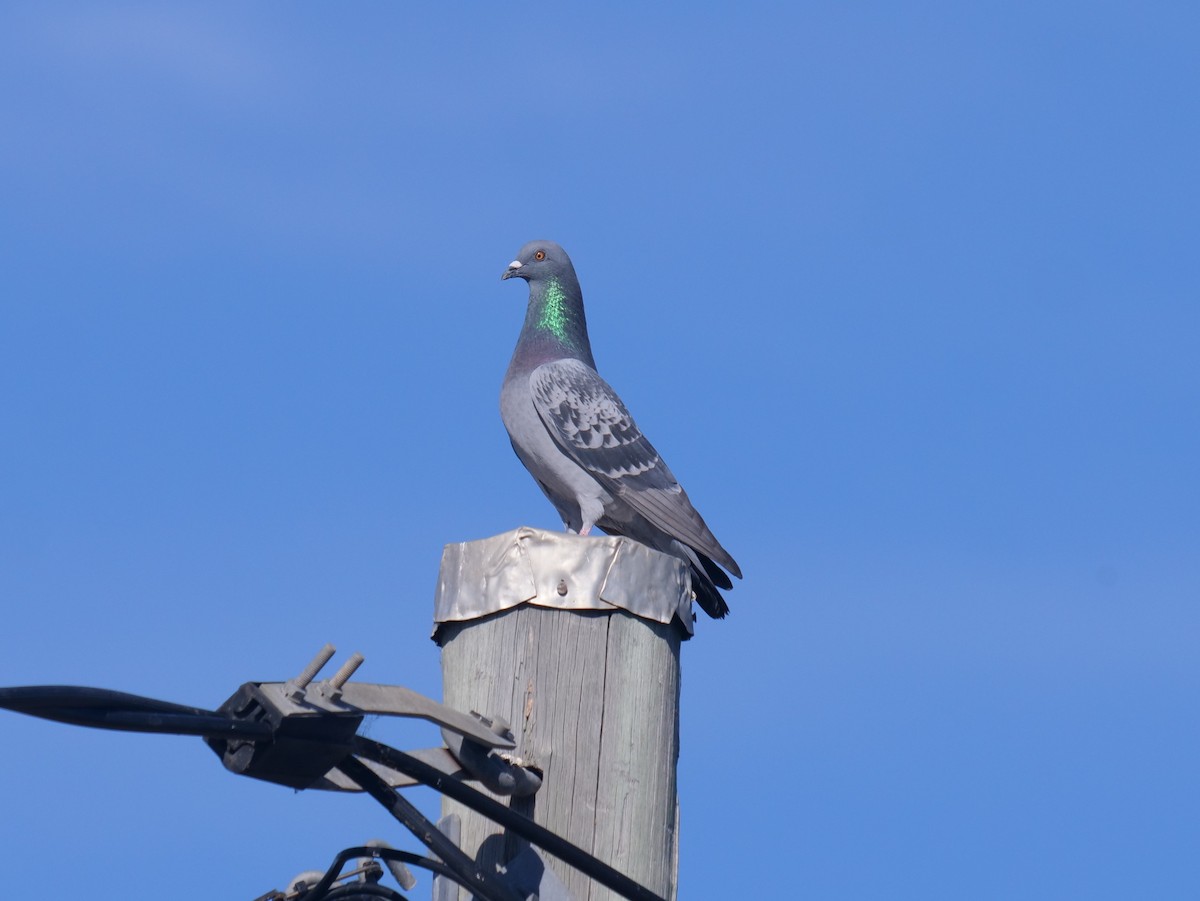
top-left (501, 240), bottom-right (573, 282)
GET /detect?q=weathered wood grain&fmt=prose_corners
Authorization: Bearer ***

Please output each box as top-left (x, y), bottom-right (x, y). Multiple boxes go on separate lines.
top-left (439, 605), bottom-right (681, 900)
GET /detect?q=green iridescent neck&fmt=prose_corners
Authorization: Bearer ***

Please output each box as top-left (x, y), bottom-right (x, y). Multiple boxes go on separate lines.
top-left (536, 277), bottom-right (572, 342)
top-left (519, 275), bottom-right (595, 367)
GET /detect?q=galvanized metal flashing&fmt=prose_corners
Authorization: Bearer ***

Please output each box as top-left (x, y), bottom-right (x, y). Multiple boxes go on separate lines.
top-left (432, 526), bottom-right (694, 638)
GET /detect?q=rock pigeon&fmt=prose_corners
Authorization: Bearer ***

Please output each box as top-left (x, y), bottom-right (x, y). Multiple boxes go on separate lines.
top-left (499, 240), bottom-right (741, 618)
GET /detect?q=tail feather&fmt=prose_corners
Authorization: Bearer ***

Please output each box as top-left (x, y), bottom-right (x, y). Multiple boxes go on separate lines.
top-left (691, 568), bottom-right (730, 619)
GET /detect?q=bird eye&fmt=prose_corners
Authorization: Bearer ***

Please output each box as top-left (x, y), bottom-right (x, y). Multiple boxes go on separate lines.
top-left (534, 250), bottom-right (546, 261)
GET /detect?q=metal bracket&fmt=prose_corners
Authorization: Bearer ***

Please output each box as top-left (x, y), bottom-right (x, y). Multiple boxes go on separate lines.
top-left (205, 645), bottom-right (516, 791)
top-left (441, 712), bottom-right (542, 798)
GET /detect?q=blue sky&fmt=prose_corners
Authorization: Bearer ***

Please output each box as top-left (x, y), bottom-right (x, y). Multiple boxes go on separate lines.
top-left (1, 3), bottom-right (1197, 898)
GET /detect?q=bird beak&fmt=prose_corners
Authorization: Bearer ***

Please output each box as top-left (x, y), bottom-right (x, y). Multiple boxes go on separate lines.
top-left (501, 260), bottom-right (522, 280)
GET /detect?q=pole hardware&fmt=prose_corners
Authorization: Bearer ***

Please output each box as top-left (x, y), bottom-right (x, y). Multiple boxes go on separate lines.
top-left (0, 644), bottom-right (666, 901)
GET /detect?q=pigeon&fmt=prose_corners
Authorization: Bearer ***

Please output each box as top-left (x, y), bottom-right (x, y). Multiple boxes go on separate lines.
top-left (499, 240), bottom-right (741, 618)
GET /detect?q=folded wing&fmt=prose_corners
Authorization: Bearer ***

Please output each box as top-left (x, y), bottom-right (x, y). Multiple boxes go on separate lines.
top-left (529, 358), bottom-right (740, 578)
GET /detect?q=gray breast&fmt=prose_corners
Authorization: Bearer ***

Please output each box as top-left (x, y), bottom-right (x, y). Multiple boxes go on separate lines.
top-left (500, 369), bottom-right (611, 530)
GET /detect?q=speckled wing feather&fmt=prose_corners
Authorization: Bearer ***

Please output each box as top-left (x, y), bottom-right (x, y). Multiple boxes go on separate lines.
top-left (528, 358), bottom-right (739, 575)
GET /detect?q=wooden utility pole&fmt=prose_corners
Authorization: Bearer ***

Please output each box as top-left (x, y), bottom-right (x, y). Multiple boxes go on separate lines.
top-left (434, 527), bottom-right (691, 901)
